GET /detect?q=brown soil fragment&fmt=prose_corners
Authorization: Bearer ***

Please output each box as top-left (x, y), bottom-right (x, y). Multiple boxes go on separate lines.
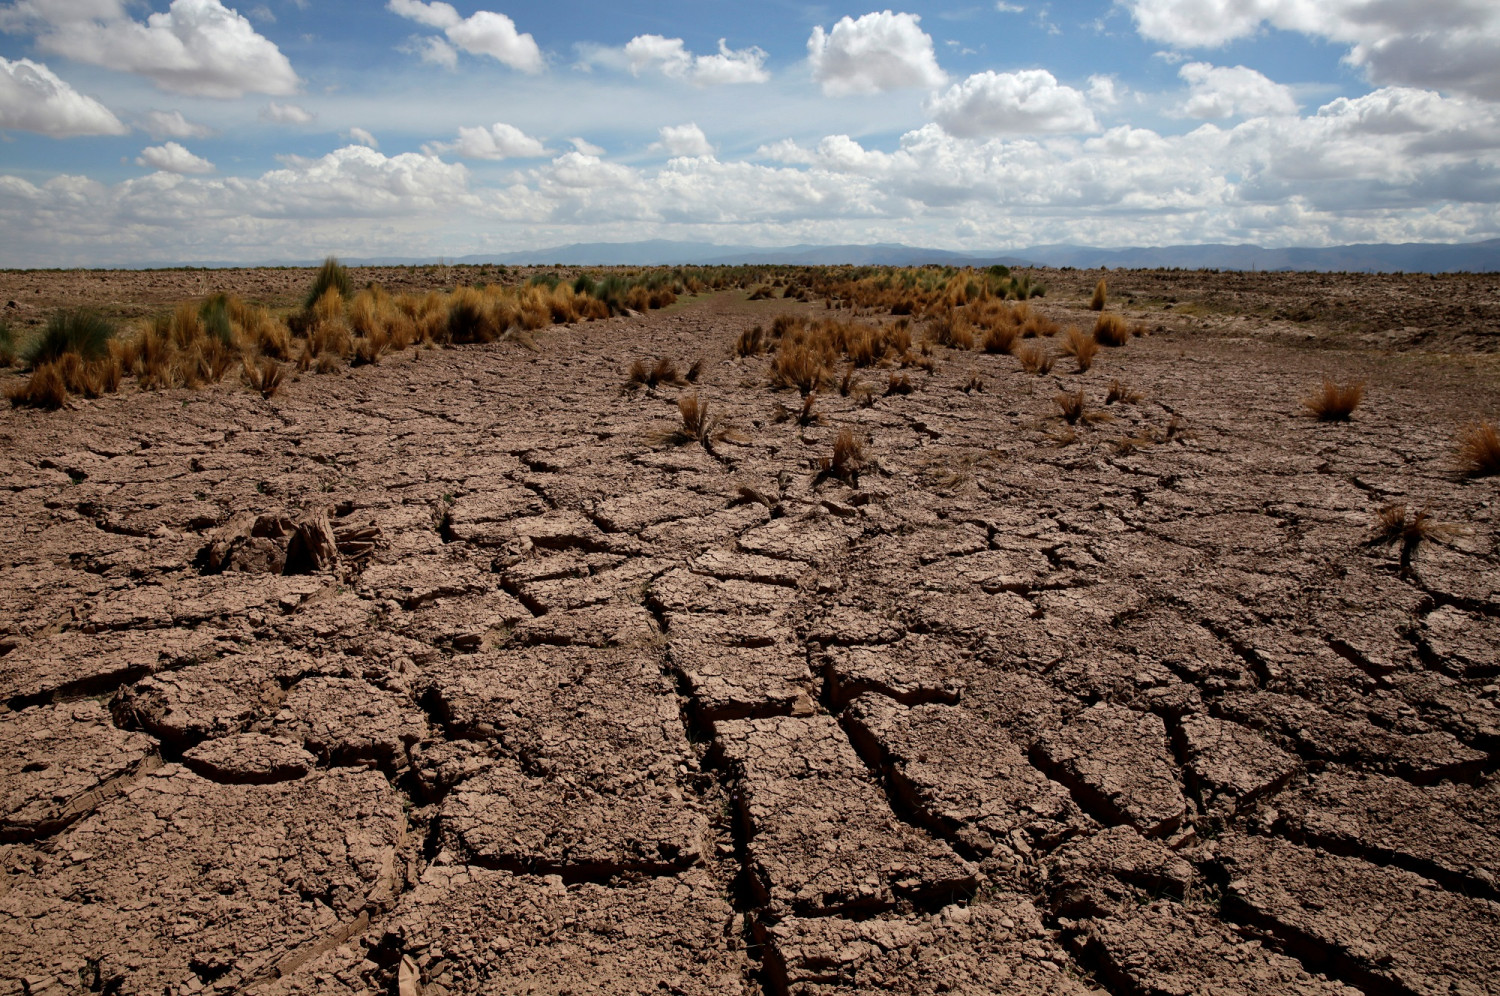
top-left (1175, 712), bottom-right (1300, 817)
top-left (1041, 826), bottom-right (1194, 918)
top-left (1033, 703), bottom-right (1188, 837)
top-left (276, 675), bottom-right (429, 769)
top-left (767, 896), bottom-right (1099, 995)
top-left (843, 695), bottom-right (1080, 856)
top-left (714, 715), bottom-right (977, 916)
top-left (0, 765), bottom-right (403, 996)
top-left (1218, 833), bottom-right (1500, 995)
top-left (0, 700), bottom-right (159, 841)
top-left (181, 732), bottom-right (315, 784)
top-left (821, 634), bottom-right (968, 707)
top-left (1080, 901), bottom-right (1362, 996)
top-left (381, 864), bottom-right (748, 995)
top-left (1275, 768), bottom-right (1500, 896)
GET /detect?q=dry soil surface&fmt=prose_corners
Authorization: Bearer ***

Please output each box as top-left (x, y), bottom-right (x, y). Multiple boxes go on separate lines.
top-left (2, 270), bottom-right (1500, 996)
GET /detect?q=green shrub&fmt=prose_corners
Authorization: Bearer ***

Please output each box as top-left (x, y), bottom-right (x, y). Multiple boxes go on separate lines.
top-left (24, 310), bottom-right (115, 368)
top-left (199, 294), bottom-right (234, 346)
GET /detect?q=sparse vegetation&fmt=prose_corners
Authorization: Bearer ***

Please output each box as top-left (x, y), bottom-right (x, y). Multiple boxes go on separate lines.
top-left (1055, 389), bottom-right (1111, 426)
top-left (304, 257), bottom-right (351, 310)
top-left (818, 427), bottom-right (865, 485)
top-left (1090, 279), bottom-right (1107, 311)
top-left (1372, 503), bottom-right (1451, 573)
top-left (1060, 326), bottom-right (1098, 372)
top-left (1017, 343), bottom-right (1053, 375)
top-left (627, 356), bottom-right (688, 390)
top-left (1303, 378), bottom-right (1365, 422)
top-left (1093, 313), bottom-right (1131, 347)
top-left (735, 325), bottom-right (766, 357)
top-left (0, 320), bottom-right (14, 367)
top-left (1106, 379), bottom-right (1141, 405)
top-left (1457, 420), bottom-right (1500, 477)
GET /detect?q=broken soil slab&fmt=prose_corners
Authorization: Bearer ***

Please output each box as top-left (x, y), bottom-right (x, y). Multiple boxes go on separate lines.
top-left (766, 896), bottom-right (1099, 995)
top-left (0, 700), bottom-right (159, 842)
top-left (670, 639), bottom-right (813, 721)
top-left (1217, 833), bottom-right (1500, 996)
top-left (1175, 712), bottom-right (1300, 818)
top-left (112, 653), bottom-right (301, 748)
top-left (844, 695), bottom-right (1081, 857)
top-left (0, 765), bottom-right (403, 996)
top-left (1033, 704), bottom-right (1187, 838)
top-left (1041, 826), bottom-right (1194, 919)
top-left (714, 715), bottom-right (976, 917)
top-left (275, 675), bottom-right (429, 769)
top-left (181, 732), bottom-right (315, 784)
top-left (0, 628), bottom-right (231, 709)
top-left (439, 757), bottom-right (709, 876)
top-left (1276, 768), bottom-right (1500, 897)
top-left (1080, 901), bottom-right (1362, 996)
top-left (822, 634), bottom-right (970, 708)
top-left (649, 566), bottom-right (799, 617)
top-left (385, 864), bottom-right (747, 995)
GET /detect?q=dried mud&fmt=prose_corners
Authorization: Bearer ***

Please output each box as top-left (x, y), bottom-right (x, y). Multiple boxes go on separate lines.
top-left (2, 269), bottom-right (1500, 996)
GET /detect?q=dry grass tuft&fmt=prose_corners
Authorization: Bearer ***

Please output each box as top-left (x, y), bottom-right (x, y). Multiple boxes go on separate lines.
top-left (1111, 432), bottom-right (1157, 456)
top-left (1093, 313), bottom-right (1131, 347)
top-left (735, 325), bottom-right (767, 357)
top-left (686, 359), bottom-right (703, 383)
top-left (1060, 326), bottom-right (1098, 372)
top-left (770, 340), bottom-right (831, 395)
top-left (1457, 420), bottom-right (1500, 477)
top-left (1090, 279), bottom-right (1107, 312)
top-left (1303, 378), bottom-right (1365, 422)
top-left (982, 324), bottom-right (1019, 355)
top-left (1372, 503), bottom-right (1454, 572)
top-left (1017, 343), bottom-right (1053, 375)
top-left (1055, 389), bottom-right (1112, 426)
top-left (1106, 379), bottom-right (1142, 405)
top-left (7, 362), bottom-right (69, 409)
top-left (886, 372), bottom-right (914, 395)
top-left (626, 356), bottom-right (687, 390)
top-left (775, 392), bottom-right (824, 426)
top-left (963, 371), bottom-right (984, 394)
top-left (677, 393), bottom-right (716, 441)
top-left (242, 356), bottom-right (285, 399)
top-left (771, 314), bottom-right (802, 340)
top-left (818, 427), bottom-right (865, 485)
top-left (927, 310), bottom-right (975, 350)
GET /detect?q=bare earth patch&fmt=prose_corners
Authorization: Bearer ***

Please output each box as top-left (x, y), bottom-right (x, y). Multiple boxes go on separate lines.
top-left (1, 268), bottom-right (1499, 996)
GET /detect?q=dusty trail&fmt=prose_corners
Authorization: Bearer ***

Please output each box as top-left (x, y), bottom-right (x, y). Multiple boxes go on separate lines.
top-left (2, 283), bottom-right (1499, 996)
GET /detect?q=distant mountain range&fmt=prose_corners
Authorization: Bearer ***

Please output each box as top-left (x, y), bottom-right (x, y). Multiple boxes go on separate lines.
top-left (136, 237), bottom-right (1500, 273)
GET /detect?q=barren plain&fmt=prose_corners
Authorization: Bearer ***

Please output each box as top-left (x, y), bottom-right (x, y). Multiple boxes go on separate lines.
top-left (1, 266), bottom-right (1499, 996)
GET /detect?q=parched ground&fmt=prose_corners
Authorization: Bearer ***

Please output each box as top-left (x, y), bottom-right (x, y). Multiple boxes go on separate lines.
top-left (2, 269), bottom-right (1500, 996)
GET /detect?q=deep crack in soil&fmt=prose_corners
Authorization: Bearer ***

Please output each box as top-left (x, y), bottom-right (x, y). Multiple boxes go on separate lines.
top-left (2, 269), bottom-right (1499, 996)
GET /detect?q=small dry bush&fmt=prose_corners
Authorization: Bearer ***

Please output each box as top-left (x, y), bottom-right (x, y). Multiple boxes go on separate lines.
top-left (1017, 343), bottom-right (1053, 375)
top-left (1090, 279), bottom-right (1107, 311)
top-left (887, 372), bottom-right (914, 395)
top-left (982, 324), bottom-right (1019, 355)
top-left (1060, 326), bottom-right (1098, 372)
top-left (819, 427), bottom-right (864, 484)
top-left (1111, 433), bottom-right (1157, 456)
top-left (927, 310), bottom-right (974, 350)
top-left (774, 392), bottom-right (823, 426)
top-left (1055, 389), bottom-right (1111, 426)
top-left (1094, 313), bottom-right (1131, 347)
top-left (1106, 379), bottom-right (1142, 405)
top-left (1303, 378), bottom-right (1365, 422)
top-left (770, 340), bottom-right (831, 395)
top-left (677, 392), bottom-right (717, 442)
top-left (1020, 311), bottom-right (1060, 338)
top-left (963, 371), bottom-right (984, 394)
top-left (771, 314), bottom-right (802, 340)
top-left (1457, 420), bottom-right (1500, 477)
top-left (7, 362), bottom-right (69, 409)
top-left (242, 356), bottom-right (285, 399)
top-left (735, 325), bottom-right (767, 357)
top-left (626, 356), bottom-right (687, 391)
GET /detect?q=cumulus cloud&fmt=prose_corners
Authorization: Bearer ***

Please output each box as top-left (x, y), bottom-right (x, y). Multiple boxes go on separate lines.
top-left (1179, 62), bottom-right (1298, 118)
top-left (260, 101), bottom-right (314, 124)
top-left (136, 141), bottom-right (214, 174)
top-left (569, 137), bottom-right (604, 156)
top-left (622, 34), bottom-right (769, 86)
top-left (0, 56), bottom-right (126, 136)
top-left (651, 123), bottom-right (714, 158)
top-left (807, 10), bottom-right (946, 97)
top-left (926, 70), bottom-right (1098, 136)
top-left (5, 0), bottom-right (300, 98)
top-left (348, 127), bottom-right (378, 149)
top-left (432, 122), bottom-right (549, 160)
top-left (141, 108), bottom-right (213, 139)
top-left (387, 0), bottom-right (543, 73)
top-left (1124, 0), bottom-right (1500, 100)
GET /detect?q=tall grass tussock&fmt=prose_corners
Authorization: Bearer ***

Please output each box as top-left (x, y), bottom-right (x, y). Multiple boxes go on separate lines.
top-left (1457, 420), bottom-right (1500, 477)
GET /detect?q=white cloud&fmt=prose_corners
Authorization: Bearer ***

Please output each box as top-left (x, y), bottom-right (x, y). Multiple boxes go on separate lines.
top-left (1087, 74), bottom-right (1119, 106)
top-left (260, 101), bottom-right (314, 124)
top-left (995, 2), bottom-right (1024, 12)
top-left (348, 127), bottom-right (378, 149)
top-left (569, 137), bottom-right (604, 156)
top-left (141, 108), bottom-right (213, 139)
top-left (1124, 0), bottom-right (1500, 100)
top-left (618, 35), bottom-right (769, 86)
top-left (807, 10), bottom-right (947, 97)
top-left (0, 56), bottom-right (126, 136)
top-left (1179, 62), bottom-right (1298, 118)
top-left (434, 122), bottom-right (549, 160)
top-left (136, 141), bottom-right (214, 174)
top-left (651, 123), bottom-right (714, 158)
top-left (412, 36), bottom-right (458, 69)
top-left (387, 0), bottom-right (543, 73)
top-left (926, 69), bottom-right (1098, 136)
top-left (9, 0), bottom-right (300, 98)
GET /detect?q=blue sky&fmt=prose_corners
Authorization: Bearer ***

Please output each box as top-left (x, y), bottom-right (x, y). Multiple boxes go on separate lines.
top-left (1, 0), bottom-right (1498, 265)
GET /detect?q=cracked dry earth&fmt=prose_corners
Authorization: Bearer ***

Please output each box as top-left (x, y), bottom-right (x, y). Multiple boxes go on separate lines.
top-left (3, 281), bottom-right (1500, 996)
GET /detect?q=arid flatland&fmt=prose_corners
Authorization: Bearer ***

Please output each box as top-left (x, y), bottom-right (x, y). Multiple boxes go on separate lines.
top-left (2, 265), bottom-right (1499, 996)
